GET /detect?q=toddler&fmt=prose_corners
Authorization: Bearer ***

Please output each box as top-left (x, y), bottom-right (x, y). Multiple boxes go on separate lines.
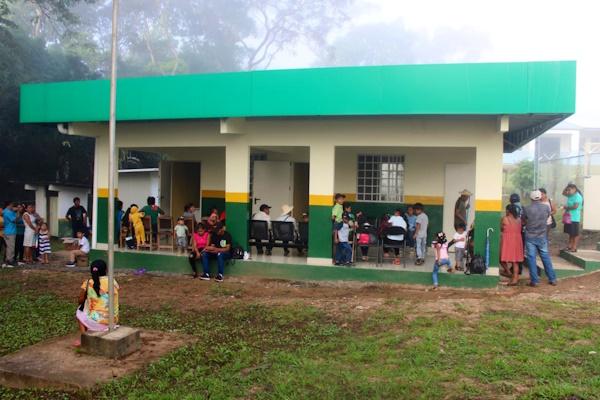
top-left (431, 231), bottom-right (453, 289)
top-left (453, 223), bottom-right (468, 271)
top-left (405, 206), bottom-right (417, 248)
top-left (174, 217), bottom-right (189, 254)
top-left (38, 222), bottom-right (51, 264)
top-left (357, 222), bottom-right (372, 261)
top-left (334, 213), bottom-right (352, 266)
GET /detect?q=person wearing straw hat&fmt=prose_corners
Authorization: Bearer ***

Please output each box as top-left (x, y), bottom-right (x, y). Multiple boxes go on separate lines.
top-left (454, 189), bottom-right (472, 230)
top-left (276, 204), bottom-right (296, 256)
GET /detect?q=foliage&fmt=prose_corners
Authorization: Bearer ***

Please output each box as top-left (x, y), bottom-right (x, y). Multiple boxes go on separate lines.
top-left (510, 159), bottom-right (535, 196)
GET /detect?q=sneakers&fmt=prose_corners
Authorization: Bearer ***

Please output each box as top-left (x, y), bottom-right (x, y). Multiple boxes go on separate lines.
top-left (17, 261), bottom-right (25, 266)
top-left (65, 263), bottom-right (75, 268)
top-left (415, 258), bottom-right (425, 265)
top-left (199, 273), bottom-right (211, 281)
top-left (283, 249), bottom-right (290, 257)
top-left (215, 274), bottom-right (224, 283)
top-left (3, 263), bottom-right (14, 269)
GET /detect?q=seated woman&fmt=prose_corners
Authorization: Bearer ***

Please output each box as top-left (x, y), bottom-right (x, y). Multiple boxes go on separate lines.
top-left (188, 222), bottom-right (210, 278)
top-left (205, 212), bottom-right (219, 232)
top-left (75, 259), bottom-right (119, 345)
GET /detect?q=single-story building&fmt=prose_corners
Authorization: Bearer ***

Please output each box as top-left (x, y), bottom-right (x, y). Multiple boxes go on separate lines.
top-left (20, 61), bottom-right (576, 269)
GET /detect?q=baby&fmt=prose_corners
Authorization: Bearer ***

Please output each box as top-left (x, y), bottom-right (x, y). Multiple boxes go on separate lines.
top-left (174, 217), bottom-right (189, 254)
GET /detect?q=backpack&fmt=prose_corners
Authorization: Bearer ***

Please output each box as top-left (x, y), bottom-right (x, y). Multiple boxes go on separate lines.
top-left (469, 255), bottom-right (486, 274)
top-left (232, 246), bottom-right (244, 260)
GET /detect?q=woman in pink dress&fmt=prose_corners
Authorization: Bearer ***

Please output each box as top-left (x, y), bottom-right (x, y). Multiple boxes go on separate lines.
top-left (500, 204), bottom-right (524, 285)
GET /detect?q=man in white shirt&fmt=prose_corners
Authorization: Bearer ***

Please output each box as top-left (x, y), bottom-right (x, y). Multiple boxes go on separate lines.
top-left (385, 209), bottom-right (407, 264)
top-left (252, 204), bottom-right (272, 255)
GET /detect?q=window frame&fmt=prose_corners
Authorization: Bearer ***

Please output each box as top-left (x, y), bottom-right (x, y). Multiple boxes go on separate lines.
top-left (356, 153), bottom-right (405, 203)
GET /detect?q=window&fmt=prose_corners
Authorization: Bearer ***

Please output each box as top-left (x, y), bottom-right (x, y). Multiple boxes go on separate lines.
top-left (357, 154), bottom-right (404, 202)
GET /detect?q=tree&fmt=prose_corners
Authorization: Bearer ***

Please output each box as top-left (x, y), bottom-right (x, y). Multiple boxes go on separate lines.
top-left (317, 20), bottom-right (487, 67)
top-left (510, 160), bottom-right (534, 197)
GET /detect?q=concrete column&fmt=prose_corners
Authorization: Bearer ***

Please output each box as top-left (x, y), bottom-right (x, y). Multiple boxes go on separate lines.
top-left (473, 135), bottom-right (504, 266)
top-left (225, 141), bottom-right (250, 250)
top-left (93, 133), bottom-right (118, 249)
top-left (307, 144), bottom-right (335, 264)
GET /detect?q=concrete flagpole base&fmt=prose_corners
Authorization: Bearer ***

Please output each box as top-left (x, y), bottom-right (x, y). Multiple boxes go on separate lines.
top-left (81, 326), bottom-right (141, 359)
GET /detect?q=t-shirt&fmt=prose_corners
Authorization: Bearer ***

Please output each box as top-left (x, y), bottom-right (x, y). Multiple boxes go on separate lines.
top-left (174, 224), bottom-right (188, 238)
top-left (81, 276), bottom-right (119, 324)
top-left (522, 202), bottom-right (550, 238)
top-left (415, 213), bottom-right (429, 238)
top-left (193, 232), bottom-right (209, 249)
top-left (332, 204), bottom-right (343, 223)
top-left (337, 223), bottom-right (350, 242)
top-left (406, 215), bottom-right (417, 231)
top-left (387, 215), bottom-right (407, 241)
top-left (79, 236), bottom-right (90, 253)
top-left (453, 231), bottom-right (468, 249)
top-left (209, 231), bottom-right (233, 253)
top-left (2, 208), bottom-right (16, 235)
top-left (140, 205), bottom-right (164, 225)
top-left (66, 206), bottom-right (87, 225)
top-left (433, 242), bottom-right (449, 260)
top-left (252, 211), bottom-right (271, 228)
top-left (566, 192), bottom-right (583, 223)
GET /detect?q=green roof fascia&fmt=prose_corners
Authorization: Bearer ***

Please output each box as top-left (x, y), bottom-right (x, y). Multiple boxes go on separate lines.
top-left (19, 60), bottom-right (576, 123)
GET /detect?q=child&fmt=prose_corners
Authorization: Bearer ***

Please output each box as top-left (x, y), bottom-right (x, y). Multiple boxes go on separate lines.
top-left (413, 203), bottom-right (429, 265)
top-left (66, 230), bottom-right (90, 268)
top-left (128, 205), bottom-right (145, 246)
top-left (357, 222), bottom-right (372, 261)
top-left (38, 222), bottom-right (51, 265)
top-left (431, 232), bottom-right (452, 290)
top-left (189, 223), bottom-right (210, 278)
top-left (453, 223), bottom-right (468, 271)
top-left (343, 203), bottom-right (355, 227)
top-left (174, 217), bottom-right (189, 254)
top-left (331, 193), bottom-right (345, 226)
top-left (334, 213), bottom-right (352, 266)
top-left (405, 206), bottom-right (417, 249)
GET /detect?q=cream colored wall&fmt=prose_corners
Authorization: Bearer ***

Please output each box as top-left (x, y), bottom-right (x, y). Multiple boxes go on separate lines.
top-left (334, 147), bottom-right (476, 198)
top-left (74, 115), bottom-right (503, 207)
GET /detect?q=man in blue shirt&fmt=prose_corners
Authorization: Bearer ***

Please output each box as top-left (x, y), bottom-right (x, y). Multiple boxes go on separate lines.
top-left (2, 202), bottom-right (17, 267)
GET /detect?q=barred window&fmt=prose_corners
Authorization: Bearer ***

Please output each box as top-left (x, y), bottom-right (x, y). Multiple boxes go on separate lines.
top-left (357, 154), bottom-right (404, 202)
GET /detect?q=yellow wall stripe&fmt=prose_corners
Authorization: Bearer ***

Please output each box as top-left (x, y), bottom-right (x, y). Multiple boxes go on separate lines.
top-left (225, 192), bottom-right (249, 203)
top-left (309, 194), bottom-right (333, 206)
top-left (202, 190), bottom-right (225, 198)
top-left (403, 195), bottom-right (444, 205)
top-left (97, 188), bottom-right (119, 197)
top-left (344, 193), bottom-right (357, 202)
top-left (475, 199), bottom-right (503, 212)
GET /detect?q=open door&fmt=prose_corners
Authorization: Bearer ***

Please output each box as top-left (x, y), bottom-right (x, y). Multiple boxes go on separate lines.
top-left (444, 163), bottom-right (476, 238)
top-left (171, 162), bottom-right (201, 219)
top-left (159, 160), bottom-right (172, 215)
top-left (252, 161), bottom-right (292, 216)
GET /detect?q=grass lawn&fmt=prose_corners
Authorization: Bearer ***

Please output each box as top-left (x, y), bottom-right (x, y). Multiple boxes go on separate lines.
top-left (0, 270), bottom-right (599, 399)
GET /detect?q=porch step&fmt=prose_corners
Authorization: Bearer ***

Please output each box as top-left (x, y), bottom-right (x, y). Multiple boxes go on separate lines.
top-left (560, 249), bottom-right (600, 271)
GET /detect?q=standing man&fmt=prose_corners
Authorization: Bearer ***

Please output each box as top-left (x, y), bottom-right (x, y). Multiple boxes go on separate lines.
top-left (252, 204), bottom-right (272, 255)
top-left (2, 202), bottom-right (17, 268)
top-left (522, 190), bottom-right (557, 287)
top-left (454, 189), bottom-right (472, 229)
top-left (66, 197), bottom-right (88, 238)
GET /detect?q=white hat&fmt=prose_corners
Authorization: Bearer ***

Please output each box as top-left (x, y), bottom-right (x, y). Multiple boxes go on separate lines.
top-left (281, 204), bottom-right (294, 215)
top-left (530, 190), bottom-right (542, 201)
top-left (459, 189), bottom-right (473, 196)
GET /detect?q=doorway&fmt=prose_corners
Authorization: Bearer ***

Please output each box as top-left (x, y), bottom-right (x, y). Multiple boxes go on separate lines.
top-left (171, 162), bottom-right (201, 218)
top-left (252, 160), bottom-right (293, 216)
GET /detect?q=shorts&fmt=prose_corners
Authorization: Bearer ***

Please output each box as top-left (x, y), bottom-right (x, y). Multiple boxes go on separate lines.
top-left (176, 236), bottom-right (187, 248)
top-left (564, 222), bottom-right (580, 236)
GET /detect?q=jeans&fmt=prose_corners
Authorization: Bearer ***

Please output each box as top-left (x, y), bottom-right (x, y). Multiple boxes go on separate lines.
top-left (416, 236), bottom-right (427, 259)
top-left (432, 258), bottom-right (451, 286)
top-left (15, 234), bottom-right (24, 261)
top-left (406, 229), bottom-right (416, 247)
top-left (202, 251), bottom-right (231, 276)
top-left (335, 242), bottom-right (352, 264)
top-left (525, 236), bottom-right (556, 284)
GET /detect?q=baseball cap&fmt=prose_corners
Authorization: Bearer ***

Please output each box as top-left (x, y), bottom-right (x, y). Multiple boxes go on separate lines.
top-left (530, 190), bottom-right (542, 201)
top-left (259, 204), bottom-right (271, 212)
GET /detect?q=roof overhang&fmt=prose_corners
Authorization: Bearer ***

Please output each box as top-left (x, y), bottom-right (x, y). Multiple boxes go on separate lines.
top-left (20, 61), bottom-right (576, 153)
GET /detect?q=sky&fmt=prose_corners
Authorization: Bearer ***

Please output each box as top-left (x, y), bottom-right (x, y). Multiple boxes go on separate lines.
top-left (272, 0), bottom-right (599, 128)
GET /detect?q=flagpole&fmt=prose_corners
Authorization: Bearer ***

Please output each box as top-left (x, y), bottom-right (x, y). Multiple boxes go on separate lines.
top-left (107, 0), bottom-right (119, 332)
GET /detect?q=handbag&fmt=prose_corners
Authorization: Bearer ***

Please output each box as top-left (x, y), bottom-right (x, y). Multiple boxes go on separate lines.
top-left (562, 211), bottom-right (572, 225)
top-left (549, 200), bottom-right (557, 229)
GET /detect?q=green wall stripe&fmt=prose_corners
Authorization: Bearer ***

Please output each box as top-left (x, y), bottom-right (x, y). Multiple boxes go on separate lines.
top-left (88, 249), bottom-right (499, 288)
top-left (308, 205), bottom-right (333, 259)
top-left (96, 197), bottom-right (108, 244)
top-left (226, 201), bottom-right (250, 251)
top-left (201, 197), bottom-right (225, 218)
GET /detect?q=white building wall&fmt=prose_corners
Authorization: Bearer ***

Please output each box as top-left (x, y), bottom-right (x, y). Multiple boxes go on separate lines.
top-left (117, 170), bottom-right (160, 209)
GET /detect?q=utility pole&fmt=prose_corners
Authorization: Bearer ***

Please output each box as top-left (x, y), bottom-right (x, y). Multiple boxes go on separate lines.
top-left (107, 0), bottom-right (119, 331)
